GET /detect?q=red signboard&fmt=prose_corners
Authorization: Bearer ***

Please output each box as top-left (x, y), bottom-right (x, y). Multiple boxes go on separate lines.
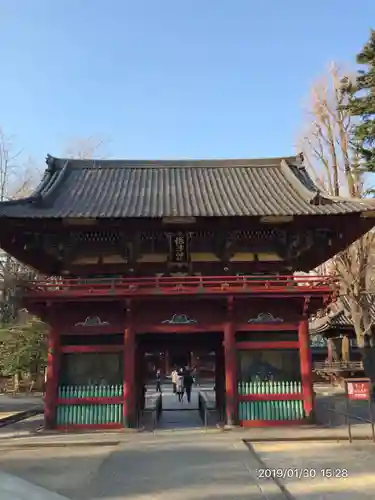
top-left (345, 378), bottom-right (371, 401)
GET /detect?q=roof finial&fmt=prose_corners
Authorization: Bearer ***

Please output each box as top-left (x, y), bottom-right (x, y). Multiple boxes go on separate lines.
top-left (297, 152), bottom-right (304, 165)
top-left (45, 154), bottom-right (55, 171)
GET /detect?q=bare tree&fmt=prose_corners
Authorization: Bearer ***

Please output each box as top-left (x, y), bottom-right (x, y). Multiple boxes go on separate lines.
top-left (63, 135), bottom-right (110, 160)
top-left (0, 129), bottom-right (40, 323)
top-left (299, 63), bottom-right (361, 196)
top-left (299, 63), bottom-right (375, 380)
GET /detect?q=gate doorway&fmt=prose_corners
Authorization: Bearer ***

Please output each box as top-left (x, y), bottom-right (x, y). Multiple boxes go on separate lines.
top-left (170, 351), bottom-right (190, 372)
top-left (136, 331), bottom-right (224, 429)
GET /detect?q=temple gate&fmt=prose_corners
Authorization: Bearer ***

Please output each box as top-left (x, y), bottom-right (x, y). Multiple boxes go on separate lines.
top-left (0, 154), bottom-right (374, 429)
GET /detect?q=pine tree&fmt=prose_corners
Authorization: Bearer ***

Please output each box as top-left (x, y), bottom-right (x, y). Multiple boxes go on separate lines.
top-left (346, 30), bottom-right (375, 171)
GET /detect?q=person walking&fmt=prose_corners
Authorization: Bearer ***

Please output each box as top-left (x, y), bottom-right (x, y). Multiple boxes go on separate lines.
top-left (176, 370), bottom-right (184, 402)
top-left (183, 370), bottom-right (194, 403)
top-left (140, 383), bottom-right (147, 414)
top-left (156, 369), bottom-right (162, 393)
top-left (171, 368), bottom-right (178, 395)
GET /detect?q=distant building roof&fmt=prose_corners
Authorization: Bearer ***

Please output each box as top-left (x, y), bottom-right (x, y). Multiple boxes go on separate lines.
top-left (0, 155), bottom-right (374, 219)
top-left (309, 295), bottom-right (375, 334)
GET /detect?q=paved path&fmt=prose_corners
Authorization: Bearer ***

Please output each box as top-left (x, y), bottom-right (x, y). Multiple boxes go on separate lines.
top-left (84, 432), bottom-right (277, 500)
top-left (0, 470), bottom-right (68, 500)
top-left (0, 395), bottom-right (44, 438)
top-left (3, 423), bottom-right (375, 499)
top-left (0, 394), bottom-right (43, 412)
top-left (155, 388), bottom-right (204, 429)
top-left (252, 439), bottom-right (375, 499)
top-left (0, 414), bottom-right (44, 439)
top-left (161, 387), bottom-right (199, 409)
top-left (0, 431), bottom-right (284, 500)
top-left (3, 381), bottom-right (372, 499)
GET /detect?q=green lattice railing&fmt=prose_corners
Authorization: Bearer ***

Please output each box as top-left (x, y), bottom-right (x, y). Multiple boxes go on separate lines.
top-left (238, 380), bottom-right (302, 395)
top-left (58, 384), bottom-right (123, 398)
top-left (56, 384), bottom-right (124, 426)
top-left (56, 403), bottom-right (123, 425)
top-left (237, 380), bottom-right (305, 420)
top-left (238, 400), bottom-right (305, 420)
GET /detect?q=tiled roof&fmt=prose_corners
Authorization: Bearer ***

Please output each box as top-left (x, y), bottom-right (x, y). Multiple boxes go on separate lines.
top-left (309, 295), bottom-right (375, 334)
top-left (0, 155), bottom-right (374, 218)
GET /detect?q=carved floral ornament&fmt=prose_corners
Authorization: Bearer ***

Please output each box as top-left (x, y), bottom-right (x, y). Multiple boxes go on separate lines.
top-left (247, 312), bottom-right (284, 324)
top-left (74, 316), bottom-right (110, 327)
top-left (162, 313), bottom-right (198, 325)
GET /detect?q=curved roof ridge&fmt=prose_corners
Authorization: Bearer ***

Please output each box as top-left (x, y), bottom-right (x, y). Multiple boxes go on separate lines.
top-left (0, 154), bottom-right (374, 218)
top-left (39, 160), bottom-right (70, 203)
top-left (279, 159), bottom-right (320, 204)
top-left (46, 155), bottom-right (299, 169)
top-left (316, 191), bottom-right (374, 207)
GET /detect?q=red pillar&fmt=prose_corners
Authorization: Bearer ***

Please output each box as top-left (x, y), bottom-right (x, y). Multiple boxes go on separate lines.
top-left (298, 318), bottom-right (313, 417)
top-left (224, 321), bottom-right (237, 426)
top-left (124, 326), bottom-right (136, 428)
top-left (44, 324), bottom-right (59, 430)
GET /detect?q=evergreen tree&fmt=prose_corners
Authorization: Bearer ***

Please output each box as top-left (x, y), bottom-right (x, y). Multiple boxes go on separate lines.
top-left (0, 317), bottom-right (47, 380)
top-left (345, 30), bottom-right (375, 171)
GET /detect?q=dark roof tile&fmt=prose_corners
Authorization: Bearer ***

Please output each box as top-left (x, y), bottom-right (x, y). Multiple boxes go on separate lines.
top-left (0, 156), bottom-right (374, 218)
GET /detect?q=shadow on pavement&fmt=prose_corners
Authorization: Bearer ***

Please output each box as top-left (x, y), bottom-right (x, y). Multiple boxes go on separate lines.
top-left (0, 437), bottom-right (269, 500)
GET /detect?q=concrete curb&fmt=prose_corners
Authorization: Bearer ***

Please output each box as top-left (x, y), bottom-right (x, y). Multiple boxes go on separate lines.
top-left (0, 439), bottom-right (121, 449)
top-left (243, 435), bottom-right (374, 443)
top-left (0, 430), bottom-right (36, 439)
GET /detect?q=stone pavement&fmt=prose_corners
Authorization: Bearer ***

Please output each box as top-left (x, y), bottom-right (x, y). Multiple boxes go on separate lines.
top-left (0, 387), bottom-right (285, 500)
top-left (0, 394), bottom-right (43, 412)
top-left (0, 394), bottom-right (44, 438)
top-left (2, 382), bottom-right (374, 499)
top-left (158, 389), bottom-right (203, 429)
top-left (251, 439), bottom-right (375, 499)
top-left (159, 385), bottom-right (199, 410)
top-left (0, 413), bottom-right (44, 438)
top-left (0, 470), bottom-right (68, 500)
top-left (85, 432), bottom-right (282, 500)
top-left (2, 424), bottom-right (375, 499)
top-left (0, 431), bottom-right (286, 500)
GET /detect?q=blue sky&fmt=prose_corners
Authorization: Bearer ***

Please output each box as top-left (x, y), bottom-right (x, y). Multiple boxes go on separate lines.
top-left (0, 1), bottom-right (373, 164)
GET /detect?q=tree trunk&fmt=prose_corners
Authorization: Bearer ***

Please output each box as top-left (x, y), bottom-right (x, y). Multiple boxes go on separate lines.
top-left (352, 302), bottom-right (375, 386)
top-left (327, 338), bottom-right (339, 362)
top-left (13, 372), bottom-right (20, 393)
top-left (360, 344), bottom-right (375, 387)
top-left (341, 335), bottom-right (350, 362)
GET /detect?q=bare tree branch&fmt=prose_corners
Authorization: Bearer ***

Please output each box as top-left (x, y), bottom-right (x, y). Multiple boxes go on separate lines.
top-left (299, 63), bottom-right (375, 352)
top-left (63, 135), bottom-right (110, 160)
top-left (0, 130), bottom-right (42, 323)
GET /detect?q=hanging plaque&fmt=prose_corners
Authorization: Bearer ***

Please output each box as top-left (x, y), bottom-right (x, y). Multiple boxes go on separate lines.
top-left (169, 232), bottom-right (188, 263)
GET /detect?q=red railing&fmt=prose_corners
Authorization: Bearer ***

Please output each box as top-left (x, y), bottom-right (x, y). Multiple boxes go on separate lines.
top-left (21, 274), bottom-right (336, 299)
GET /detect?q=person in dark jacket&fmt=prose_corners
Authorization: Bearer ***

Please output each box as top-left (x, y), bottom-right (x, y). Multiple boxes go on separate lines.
top-left (140, 384), bottom-right (147, 413)
top-left (183, 371), bottom-right (194, 403)
top-left (156, 370), bottom-right (162, 393)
